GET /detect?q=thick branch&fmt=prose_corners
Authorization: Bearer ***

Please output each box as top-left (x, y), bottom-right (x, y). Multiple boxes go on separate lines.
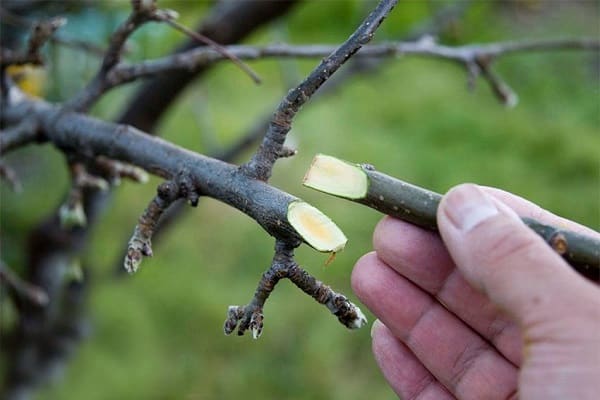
top-left (63, 1), bottom-right (156, 111)
top-left (124, 180), bottom-right (182, 273)
top-left (2, 95), bottom-right (345, 255)
top-left (241, 0), bottom-right (398, 181)
top-left (304, 154), bottom-right (600, 281)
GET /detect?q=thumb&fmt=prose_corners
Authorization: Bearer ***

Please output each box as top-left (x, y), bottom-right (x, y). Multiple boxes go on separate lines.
top-left (437, 184), bottom-right (587, 325)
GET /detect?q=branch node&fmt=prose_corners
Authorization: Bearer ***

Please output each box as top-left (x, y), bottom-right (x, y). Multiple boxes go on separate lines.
top-left (124, 180), bottom-right (181, 273)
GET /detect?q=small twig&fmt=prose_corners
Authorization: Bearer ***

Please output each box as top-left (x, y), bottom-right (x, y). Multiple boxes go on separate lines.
top-left (0, 16), bottom-right (66, 67)
top-left (0, 260), bottom-right (49, 306)
top-left (224, 241), bottom-right (366, 339)
top-left (156, 14), bottom-right (262, 84)
top-left (63, 0), bottom-right (156, 111)
top-left (241, 0), bottom-right (398, 181)
top-left (0, 118), bottom-right (41, 155)
top-left (124, 180), bottom-right (182, 273)
top-left (303, 154), bottom-right (600, 282)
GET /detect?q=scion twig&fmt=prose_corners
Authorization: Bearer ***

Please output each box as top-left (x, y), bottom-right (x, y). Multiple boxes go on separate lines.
top-left (0, 16), bottom-right (66, 67)
top-left (102, 37), bottom-right (599, 108)
top-left (124, 181), bottom-right (181, 273)
top-left (303, 155), bottom-right (600, 281)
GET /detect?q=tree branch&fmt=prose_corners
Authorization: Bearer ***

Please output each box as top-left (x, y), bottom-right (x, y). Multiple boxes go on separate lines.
top-left (2, 94), bottom-right (346, 258)
top-left (303, 154), bottom-right (600, 281)
top-left (96, 37), bottom-right (599, 108)
top-left (241, 0), bottom-right (398, 181)
top-left (224, 241), bottom-right (366, 339)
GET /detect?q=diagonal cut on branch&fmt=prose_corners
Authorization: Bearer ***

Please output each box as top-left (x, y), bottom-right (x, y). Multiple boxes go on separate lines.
top-left (0, 118), bottom-right (41, 155)
top-left (241, 0), bottom-right (398, 181)
top-left (59, 162), bottom-right (107, 229)
top-left (303, 154), bottom-right (600, 281)
top-left (2, 93), bottom-right (347, 259)
top-left (224, 241), bottom-right (366, 339)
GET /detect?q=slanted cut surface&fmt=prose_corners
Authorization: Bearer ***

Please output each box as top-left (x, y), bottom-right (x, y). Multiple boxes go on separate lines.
top-left (288, 201), bottom-right (347, 253)
top-left (303, 154), bottom-right (368, 199)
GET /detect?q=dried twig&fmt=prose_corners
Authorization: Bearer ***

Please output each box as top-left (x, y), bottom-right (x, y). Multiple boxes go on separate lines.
top-left (224, 241), bottom-right (366, 339)
top-left (101, 37), bottom-right (599, 108)
top-left (64, 0), bottom-right (262, 112)
top-left (0, 7), bottom-right (106, 56)
top-left (0, 16), bottom-right (66, 67)
top-left (0, 118), bottom-right (41, 155)
top-left (241, 0), bottom-right (399, 181)
top-left (0, 260), bottom-right (49, 306)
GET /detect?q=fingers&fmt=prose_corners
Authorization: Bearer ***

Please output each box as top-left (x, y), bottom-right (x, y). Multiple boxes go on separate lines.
top-left (353, 253), bottom-right (518, 400)
top-left (373, 217), bottom-right (522, 365)
top-left (437, 184), bottom-right (598, 327)
top-left (371, 320), bottom-right (455, 400)
top-left (481, 186), bottom-right (600, 237)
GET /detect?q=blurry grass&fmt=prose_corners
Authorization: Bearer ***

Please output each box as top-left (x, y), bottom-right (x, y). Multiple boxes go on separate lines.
top-left (1, 1), bottom-right (599, 400)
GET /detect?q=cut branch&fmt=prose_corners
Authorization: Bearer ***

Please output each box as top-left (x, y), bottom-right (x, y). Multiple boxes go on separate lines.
top-left (156, 13), bottom-right (261, 84)
top-left (124, 180), bottom-right (181, 273)
top-left (241, 0), bottom-right (398, 181)
top-left (0, 16), bottom-right (66, 67)
top-left (304, 154), bottom-right (600, 281)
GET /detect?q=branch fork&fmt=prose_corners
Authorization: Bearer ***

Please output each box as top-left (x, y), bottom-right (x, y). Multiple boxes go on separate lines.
top-left (224, 241), bottom-right (367, 339)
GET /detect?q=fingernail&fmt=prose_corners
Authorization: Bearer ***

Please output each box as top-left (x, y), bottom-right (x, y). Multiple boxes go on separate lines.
top-left (443, 184), bottom-right (498, 232)
top-left (370, 319), bottom-right (382, 338)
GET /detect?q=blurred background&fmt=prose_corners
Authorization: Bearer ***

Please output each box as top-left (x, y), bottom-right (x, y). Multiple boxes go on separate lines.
top-left (1, 0), bottom-right (598, 399)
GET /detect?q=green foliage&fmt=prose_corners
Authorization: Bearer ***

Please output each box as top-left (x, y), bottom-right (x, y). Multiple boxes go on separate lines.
top-left (1, 2), bottom-right (598, 399)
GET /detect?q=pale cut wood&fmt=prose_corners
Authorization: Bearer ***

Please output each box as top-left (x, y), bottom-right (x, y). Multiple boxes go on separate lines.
top-left (287, 201), bottom-right (347, 253)
top-left (303, 154), bottom-right (368, 199)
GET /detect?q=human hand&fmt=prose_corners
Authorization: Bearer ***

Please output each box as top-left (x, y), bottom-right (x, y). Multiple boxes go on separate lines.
top-left (352, 184), bottom-right (600, 399)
